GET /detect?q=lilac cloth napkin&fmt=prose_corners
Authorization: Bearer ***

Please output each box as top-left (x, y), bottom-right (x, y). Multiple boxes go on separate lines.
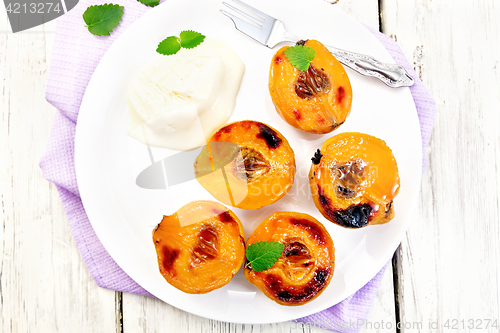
top-left (40, 0), bottom-right (436, 331)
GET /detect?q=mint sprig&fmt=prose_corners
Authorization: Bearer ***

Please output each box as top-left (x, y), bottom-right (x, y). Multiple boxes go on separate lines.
top-left (283, 45), bottom-right (316, 71)
top-left (83, 4), bottom-right (124, 36)
top-left (245, 241), bottom-right (284, 272)
top-left (156, 30), bottom-right (206, 55)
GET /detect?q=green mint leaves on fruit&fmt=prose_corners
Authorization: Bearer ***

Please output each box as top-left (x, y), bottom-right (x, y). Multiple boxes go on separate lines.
top-left (156, 30), bottom-right (206, 55)
top-left (83, 4), bottom-right (124, 36)
top-left (245, 241), bottom-right (284, 272)
top-left (137, 0), bottom-right (160, 7)
top-left (283, 45), bottom-right (316, 71)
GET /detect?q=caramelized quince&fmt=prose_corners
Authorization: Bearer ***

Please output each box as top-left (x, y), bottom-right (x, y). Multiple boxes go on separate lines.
top-left (244, 212), bottom-right (335, 306)
top-left (309, 132), bottom-right (400, 228)
top-left (269, 40), bottom-right (353, 134)
top-left (194, 120), bottom-right (296, 210)
top-left (152, 200), bottom-right (245, 294)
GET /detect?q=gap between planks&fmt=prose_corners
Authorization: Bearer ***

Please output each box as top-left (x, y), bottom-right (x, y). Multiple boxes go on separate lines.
top-left (379, 0), bottom-right (403, 331)
top-left (116, 292), bottom-right (123, 333)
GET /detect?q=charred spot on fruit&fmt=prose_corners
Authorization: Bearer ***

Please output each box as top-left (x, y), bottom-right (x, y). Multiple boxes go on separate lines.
top-left (317, 185), bottom-right (331, 207)
top-left (161, 245), bottom-right (179, 274)
top-left (256, 123), bottom-right (282, 149)
top-left (214, 125), bottom-right (232, 140)
top-left (331, 121), bottom-right (344, 130)
top-left (385, 200), bottom-right (394, 217)
top-left (314, 268), bottom-right (328, 284)
top-left (295, 65), bottom-right (330, 99)
top-left (277, 290), bottom-right (293, 301)
top-left (292, 109), bottom-right (302, 120)
top-left (333, 204), bottom-right (372, 228)
top-left (264, 268), bottom-right (330, 304)
top-left (191, 227), bottom-right (218, 264)
top-left (217, 211), bottom-right (235, 223)
top-left (386, 201), bottom-right (393, 213)
top-left (311, 149), bottom-right (322, 164)
top-left (236, 147), bottom-right (271, 182)
top-left (317, 186), bottom-right (372, 228)
top-left (296, 40), bottom-right (308, 46)
top-left (290, 218), bottom-right (326, 245)
top-left (336, 86), bottom-right (346, 104)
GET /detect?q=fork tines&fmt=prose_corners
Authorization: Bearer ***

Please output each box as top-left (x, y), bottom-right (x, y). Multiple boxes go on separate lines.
top-left (220, 0), bottom-right (276, 45)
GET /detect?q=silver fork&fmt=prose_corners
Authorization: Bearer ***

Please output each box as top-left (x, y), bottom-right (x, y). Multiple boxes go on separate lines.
top-left (221, 0), bottom-right (414, 88)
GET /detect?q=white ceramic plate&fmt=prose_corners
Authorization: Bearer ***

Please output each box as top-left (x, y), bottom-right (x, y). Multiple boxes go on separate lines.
top-left (75, 0), bottom-right (422, 324)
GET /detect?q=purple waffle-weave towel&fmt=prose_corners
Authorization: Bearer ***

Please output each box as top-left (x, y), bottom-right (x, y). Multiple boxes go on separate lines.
top-left (40, 0), bottom-right (436, 331)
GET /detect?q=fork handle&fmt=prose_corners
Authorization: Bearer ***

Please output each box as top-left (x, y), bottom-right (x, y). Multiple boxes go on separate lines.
top-left (326, 45), bottom-right (414, 88)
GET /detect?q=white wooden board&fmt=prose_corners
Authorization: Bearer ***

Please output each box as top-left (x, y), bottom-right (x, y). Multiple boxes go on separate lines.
top-left (383, 0), bottom-right (500, 331)
top-left (0, 13), bottom-right (118, 333)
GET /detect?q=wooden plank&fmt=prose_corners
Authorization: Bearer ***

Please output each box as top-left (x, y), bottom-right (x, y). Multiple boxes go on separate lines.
top-left (0, 15), bottom-right (118, 333)
top-left (122, 294), bottom-right (307, 333)
top-left (382, 0), bottom-right (500, 331)
top-left (122, 1), bottom-right (397, 332)
top-left (360, 264), bottom-right (396, 333)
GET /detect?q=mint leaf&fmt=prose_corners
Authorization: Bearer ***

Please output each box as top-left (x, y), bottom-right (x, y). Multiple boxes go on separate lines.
top-left (283, 45), bottom-right (316, 71)
top-left (137, 0), bottom-right (160, 7)
top-left (246, 241), bottom-right (284, 272)
top-left (83, 4), bottom-right (124, 36)
top-left (180, 30), bottom-right (206, 49)
top-left (157, 30), bottom-right (205, 55)
top-left (156, 36), bottom-right (181, 55)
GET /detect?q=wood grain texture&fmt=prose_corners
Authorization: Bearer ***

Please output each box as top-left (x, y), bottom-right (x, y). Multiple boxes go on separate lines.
top-left (360, 265), bottom-right (396, 333)
top-left (381, 0), bottom-right (500, 331)
top-left (0, 14), bottom-right (118, 333)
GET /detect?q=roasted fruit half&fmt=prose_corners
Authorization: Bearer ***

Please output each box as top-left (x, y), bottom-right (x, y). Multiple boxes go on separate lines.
top-left (194, 120), bottom-right (296, 210)
top-left (309, 132), bottom-right (400, 228)
top-left (244, 212), bottom-right (335, 306)
top-left (269, 39), bottom-right (353, 134)
top-left (152, 200), bottom-right (245, 294)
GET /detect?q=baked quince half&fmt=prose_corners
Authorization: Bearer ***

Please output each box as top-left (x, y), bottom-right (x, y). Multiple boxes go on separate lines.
top-left (152, 200), bottom-right (245, 294)
top-left (244, 212), bottom-right (335, 306)
top-left (269, 39), bottom-right (352, 134)
top-left (194, 120), bottom-right (296, 210)
top-left (309, 132), bottom-right (400, 228)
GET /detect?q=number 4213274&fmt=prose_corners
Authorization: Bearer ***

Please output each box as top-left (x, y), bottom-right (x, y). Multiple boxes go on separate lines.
top-left (444, 319), bottom-right (498, 330)
top-left (6, 2), bottom-right (61, 14)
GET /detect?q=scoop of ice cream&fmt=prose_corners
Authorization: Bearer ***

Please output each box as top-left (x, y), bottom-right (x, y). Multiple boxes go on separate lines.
top-left (127, 37), bottom-right (245, 151)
